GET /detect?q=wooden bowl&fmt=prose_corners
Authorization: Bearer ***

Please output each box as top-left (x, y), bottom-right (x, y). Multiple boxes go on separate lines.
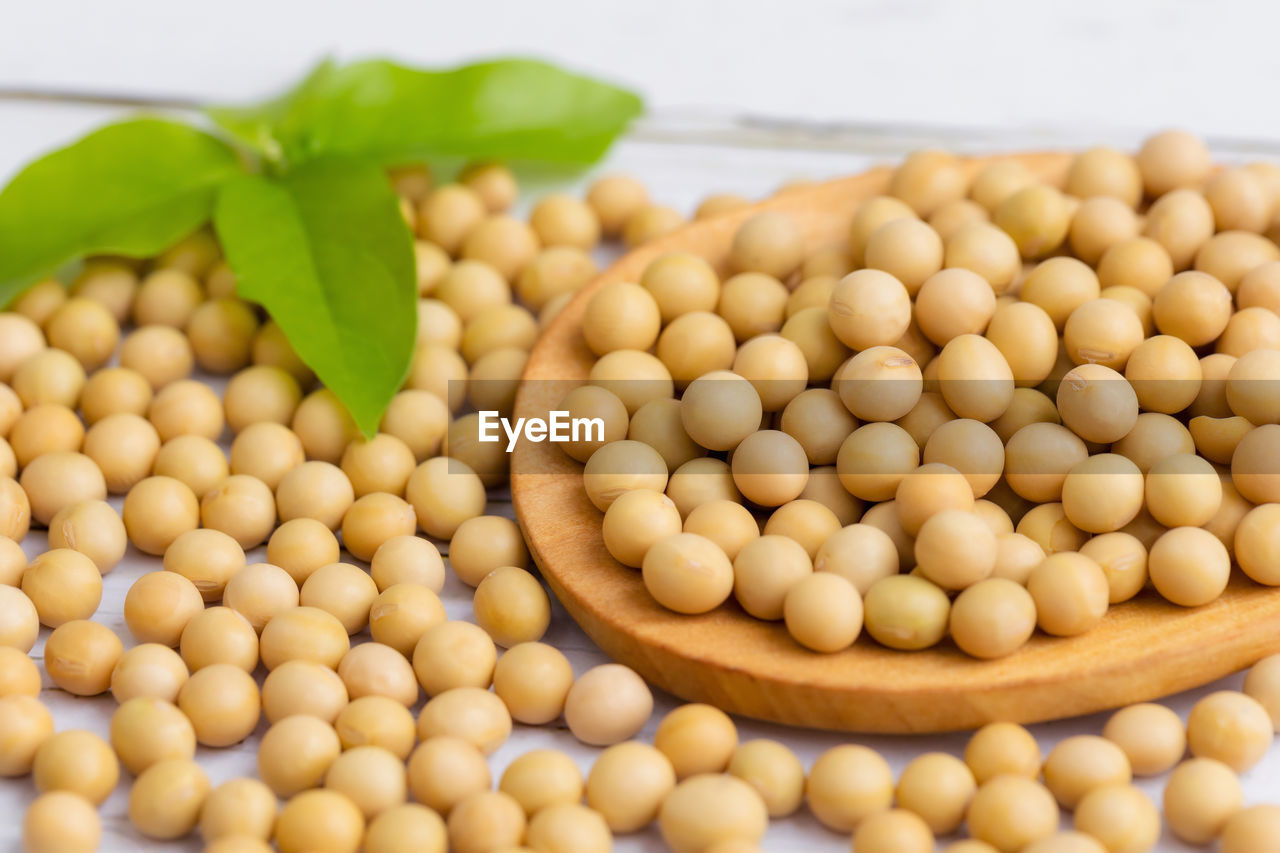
top-left (510, 152), bottom-right (1280, 733)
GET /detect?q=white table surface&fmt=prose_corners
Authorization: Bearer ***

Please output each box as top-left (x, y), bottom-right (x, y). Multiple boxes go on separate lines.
top-left (3, 5), bottom-right (1280, 851)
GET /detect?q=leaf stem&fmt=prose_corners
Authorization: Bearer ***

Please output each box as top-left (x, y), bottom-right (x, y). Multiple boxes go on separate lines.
top-left (0, 86), bottom-right (204, 112)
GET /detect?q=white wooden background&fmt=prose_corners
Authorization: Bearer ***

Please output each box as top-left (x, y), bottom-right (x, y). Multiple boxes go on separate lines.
top-left (3, 3), bottom-right (1280, 851)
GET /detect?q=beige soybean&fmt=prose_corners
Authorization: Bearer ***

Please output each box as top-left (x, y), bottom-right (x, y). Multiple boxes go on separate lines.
top-left (341, 492), bottom-right (417, 562)
top-left (202, 474), bottom-right (277, 550)
top-left (827, 269), bottom-right (912, 350)
top-left (721, 739), bottom-right (805, 820)
top-left (406, 736), bottom-right (491, 815)
top-left (0, 537), bottom-right (27, 587)
top-left (680, 371), bottom-right (763, 452)
top-left (119, 325), bottom-right (194, 391)
top-left (895, 751), bottom-right (975, 835)
top-left (0, 477), bottom-right (30, 542)
top-left (323, 745), bottom-right (407, 819)
top-left (13, 348), bottom-right (85, 409)
top-left (1221, 804), bottom-right (1280, 853)
top-left (411, 620), bottom-right (496, 696)
top-left (1027, 552), bottom-right (1109, 636)
top-left (180, 606), bottom-right (259, 673)
top-left (782, 571), bottom-right (862, 653)
top-left (23, 790), bottom-right (102, 853)
top-left (1042, 735), bottom-right (1132, 810)
top-left (32, 728), bottom-right (119, 804)
top-left (1148, 526), bottom-right (1230, 606)
top-left (43, 619), bottom-right (121, 697)
top-left (200, 777), bottom-right (278, 843)
top-left (381, 390), bottom-right (449, 463)
top-left (10, 404), bottom-right (82, 469)
top-left (837, 345), bottom-right (923, 422)
top-left (473, 566), bottom-right (551, 647)
top-left (852, 808), bottom-right (934, 853)
top-left (110, 644), bottom-right (188, 704)
top-left (499, 749), bottom-right (584, 816)
top-left (891, 150), bottom-right (968, 217)
top-left (492, 641), bottom-right (574, 725)
top-left (446, 790), bottom-right (527, 853)
top-left (863, 574), bottom-right (950, 650)
top-left (988, 532), bottom-right (1049, 584)
top-left (230, 422), bottom-right (305, 490)
top-left (0, 646), bottom-right (40, 698)
top-left (300, 562), bottom-right (379, 635)
top-left (518, 246), bottom-right (597, 310)
top-left (82, 413), bottom-right (159, 493)
top-left (1069, 196), bottom-right (1140, 264)
top-left (950, 578), bottom-right (1037, 659)
top-left (275, 461), bottom-right (355, 531)
top-left (417, 686), bottom-right (511, 755)
top-left (762, 499), bottom-right (841, 559)
top-left (656, 312), bottom-right (737, 387)
top-left (967, 775), bottom-right (1060, 853)
top-left (21, 549), bottom-right (101, 628)
top-left (20, 450), bottom-right (106, 525)
top-left (275, 789), bottom-right (365, 853)
top-left (1245, 653), bottom-right (1280, 730)
top-left (163, 528), bottom-right (245, 602)
top-left (406, 456), bottom-right (487, 539)
top-left (260, 606), bottom-right (350, 670)
top-left (0, 313), bottom-right (46, 382)
top-left (123, 476), bottom-right (200, 556)
top-left (258, 714), bottom-right (341, 797)
top-left (369, 583), bottom-right (447, 656)
top-left (220, 563), bottom-right (298, 635)
top-left (653, 703), bottom-right (738, 780)
top-left (586, 741), bottom-right (675, 833)
top-left (153, 435), bottom-right (229, 499)
top-left (48, 498), bottom-right (127, 573)
top-left (364, 803), bottom-right (446, 853)
top-left (659, 773), bottom-right (768, 853)
top-left (1144, 189), bottom-right (1216, 269)
top-left (337, 642), bottom-right (419, 707)
top-left (291, 389), bottom-right (360, 464)
top-left (805, 744), bottom-right (893, 832)
top-left (149, 379), bottom-right (224, 440)
top-left (1186, 690), bottom-right (1274, 772)
top-left (583, 281), bottom-right (661, 356)
top-left (371, 534), bottom-right (446, 593)
top-left (603, 488), bottom-right (684, 568)
top-left (717, 273), bottom-right (789, 342)
top-left (1060, 453), bottom-right (1144, 533)
top-left (810, 523), bottom-right (896, 593)
top-left (525, 803), bottom-right (611, 853)
top-left (261, 659), bottom-right (349, 724)
top-left (0, 694), bottom-right (53, 776)
top-left (1163, 758), bottom-right (1243, 844)
top-left (915, 507), bottom-right (995, 590)
top-left (335, 695), bottom-right (416, 758)
top-left (1102, 703), bottom-right (1186, 776)
top-left (564, 663), bottom-right (653, 746)
top-left (1078, 532), bottom-right (1148, 603)
top-left (642, 532), bottom-right (734, 615)
top-left (127, 758), bottom-right (211, 839)
top-left (124, 571), bottom-right (204, 647)
top-left (965, 722), bottom-right (1042, 783)
top-left (944, 221), bottom-right (1021, 292)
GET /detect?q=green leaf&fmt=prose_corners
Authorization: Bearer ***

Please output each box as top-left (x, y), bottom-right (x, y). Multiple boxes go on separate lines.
top-left (0, 117), bottom-right (242, 304)
top-left (212, 158), bottom-right (416, 438)
top-left (205, 58), bottom-right (337, 165)
top-left (214, 57), bottom-right (644, 168)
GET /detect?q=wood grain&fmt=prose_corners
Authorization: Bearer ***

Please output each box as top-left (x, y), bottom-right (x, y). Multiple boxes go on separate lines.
top-left (511, 153), bottom-right (1280, 733)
